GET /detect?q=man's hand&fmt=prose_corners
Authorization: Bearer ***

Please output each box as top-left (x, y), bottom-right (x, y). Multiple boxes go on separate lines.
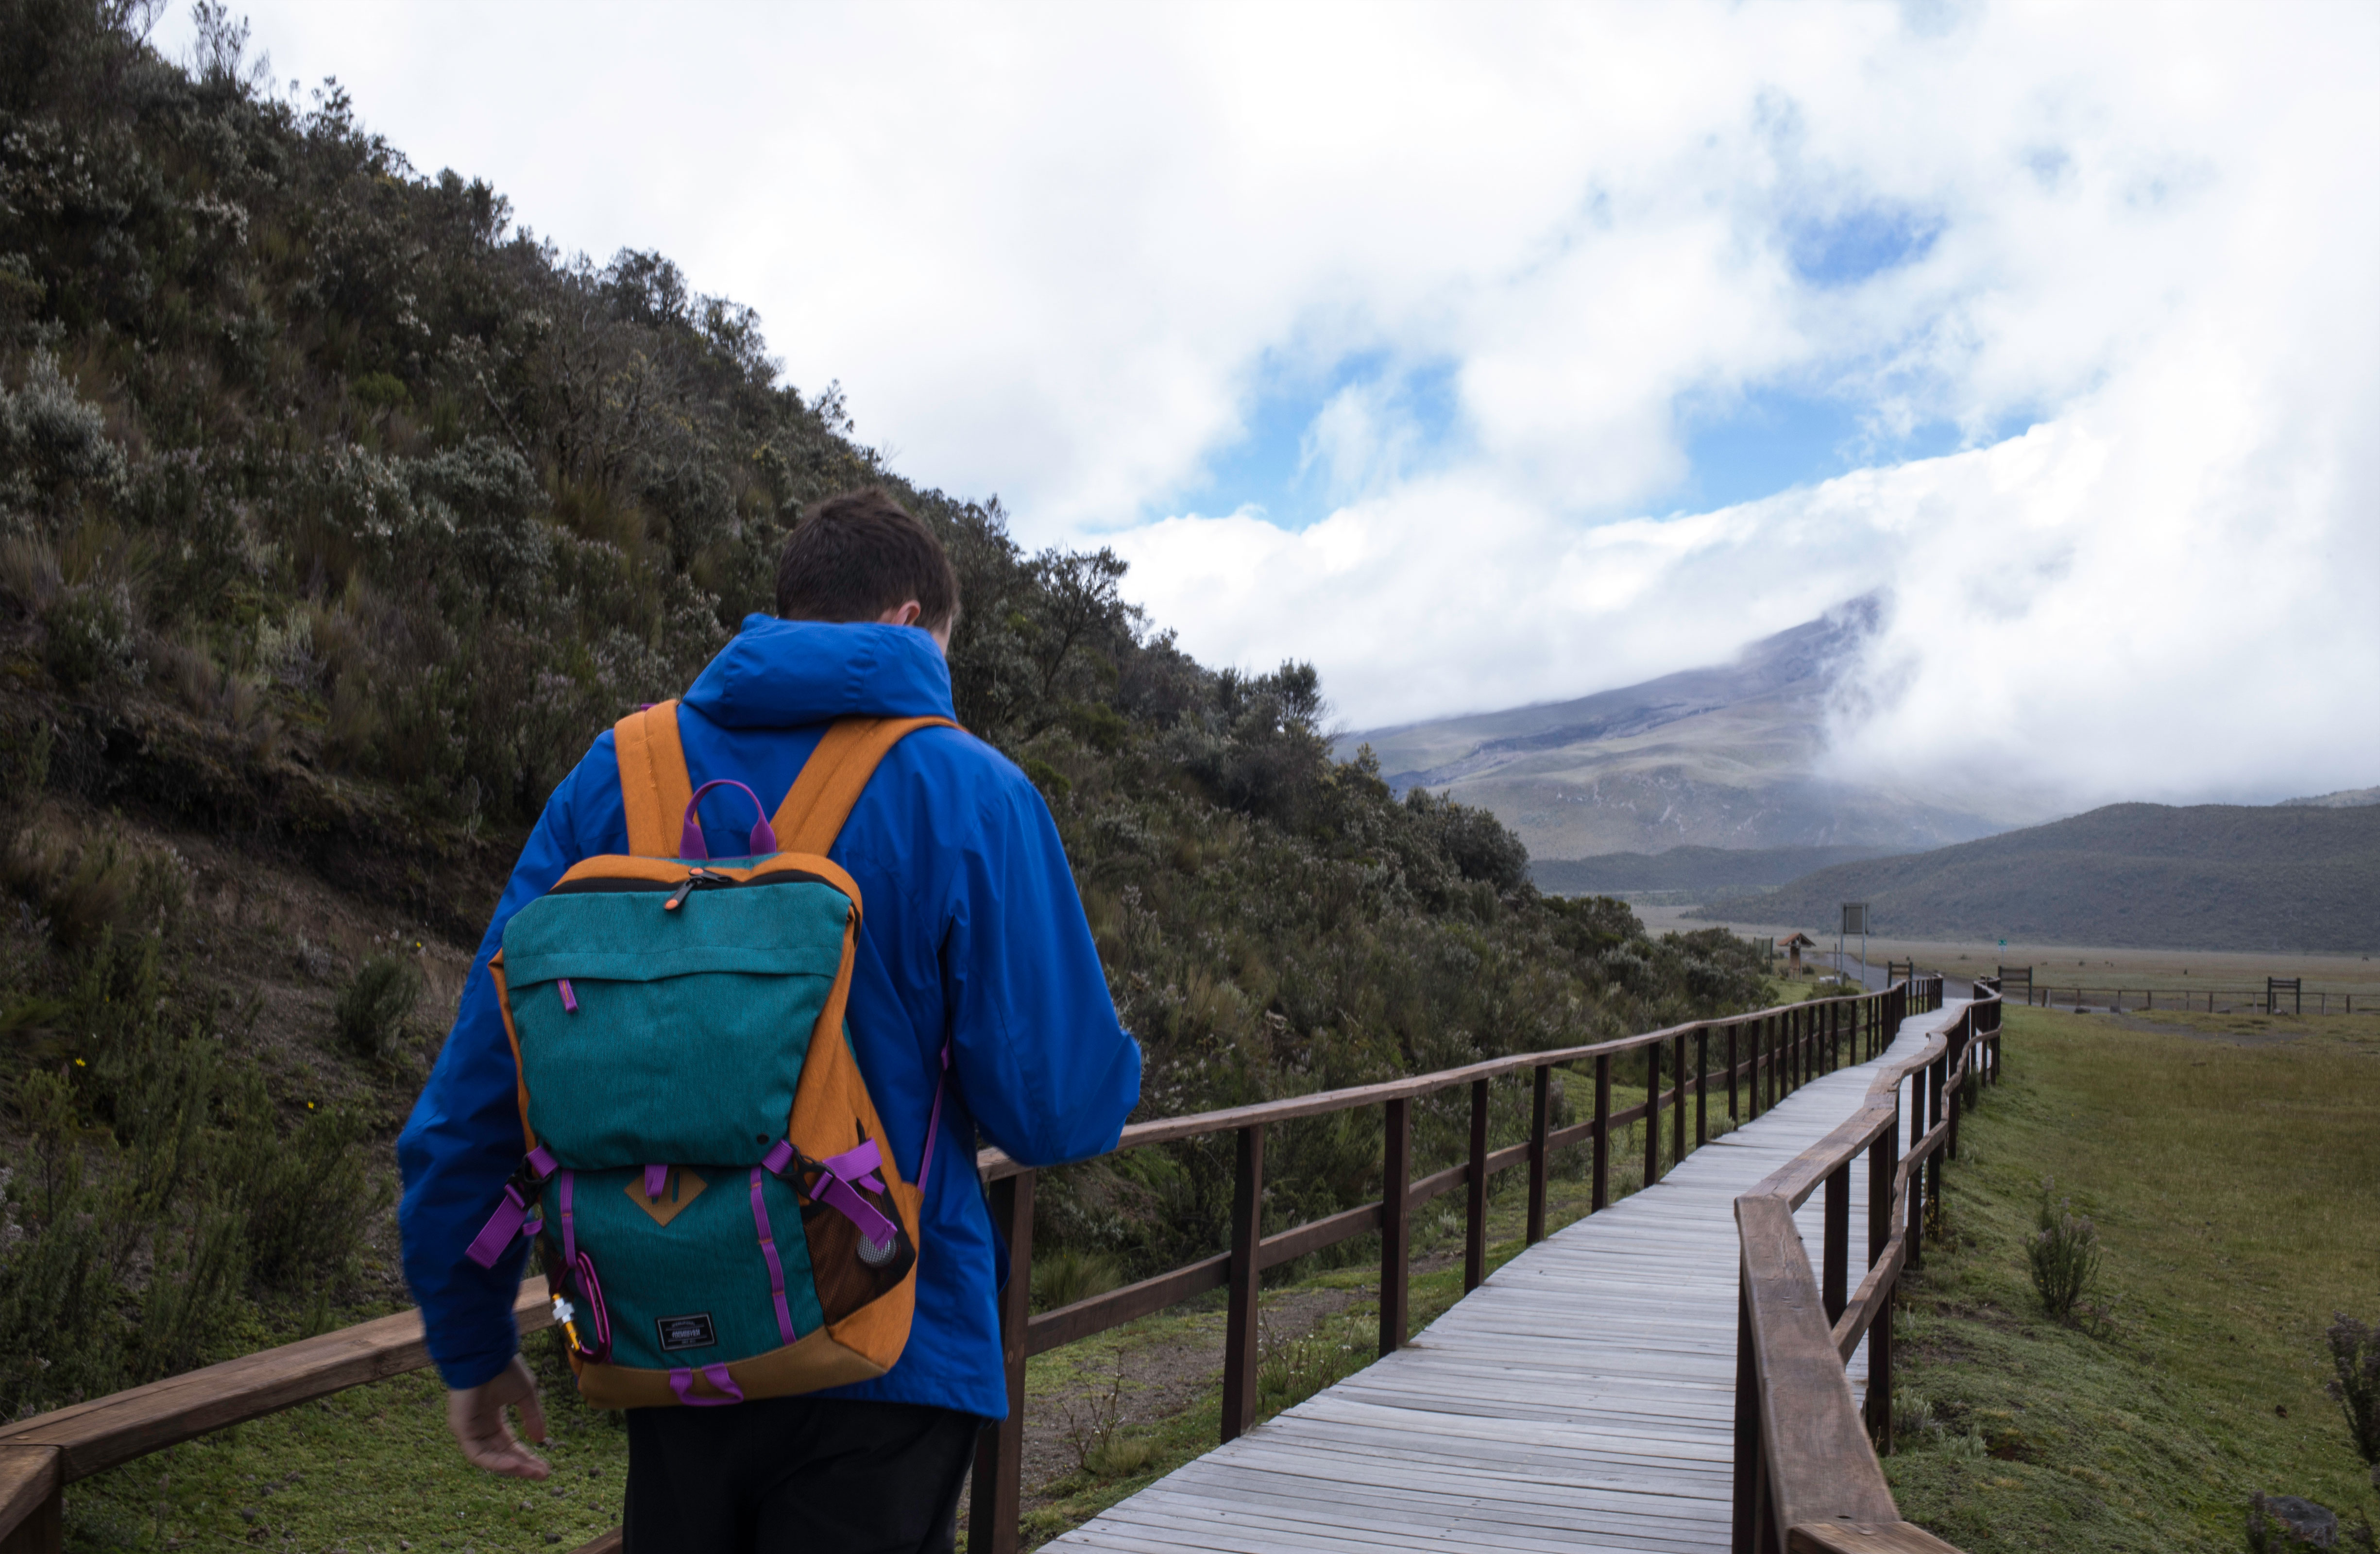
top-left (447, 1355), bottom-right (550, 1479)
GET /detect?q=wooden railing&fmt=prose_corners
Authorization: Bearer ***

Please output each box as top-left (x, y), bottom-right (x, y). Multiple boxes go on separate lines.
top-left (0, 976), bottom-right (1938, 1554)
top-left (1731, 973), bottom-right (2000, 1554)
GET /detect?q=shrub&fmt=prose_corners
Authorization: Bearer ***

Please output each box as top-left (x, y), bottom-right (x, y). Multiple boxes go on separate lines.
top-left (2328, 1312), bottom-right (2380, 1484)
top-left (334, 955), bottom-right (422, 1060)
top-left (133, 1196), bottom-right (250, 1382)
top-left (2026, 1178), bottom-right (2101, 1323)
top-left (1086, 1430), bottom-right (1157, 1478)
top-left (0, 1071), bottom-right (127, 1418)
top-left (1258, 1327), bottom-right (1364, 1415)
top-left (218, 1075), bottom-right (390, 1290)
top-left (41, 583), bottom-right (141, 690)
top-left (1032, 1246), bottom-right (1121, 1313)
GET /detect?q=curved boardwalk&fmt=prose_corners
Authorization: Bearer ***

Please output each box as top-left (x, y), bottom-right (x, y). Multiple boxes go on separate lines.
top-left (1052, 1003), bottom-right (1963, 1554)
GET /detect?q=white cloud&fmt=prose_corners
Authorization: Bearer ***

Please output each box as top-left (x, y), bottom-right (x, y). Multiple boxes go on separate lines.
top-left (157, 0), bottom-right (2380, 805)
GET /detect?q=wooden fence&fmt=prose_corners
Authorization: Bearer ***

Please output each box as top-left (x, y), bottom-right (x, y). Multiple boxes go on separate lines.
top-left (0, 979), bottom-right (1938, 1554)
top-left (1733, 973), bottom-right (2000, 1554)
top-left (2006, 981), bottom-right (2361, 1014)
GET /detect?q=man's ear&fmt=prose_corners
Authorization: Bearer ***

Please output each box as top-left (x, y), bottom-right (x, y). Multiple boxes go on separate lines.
top-left (875, 600), bottom-right (924, 628)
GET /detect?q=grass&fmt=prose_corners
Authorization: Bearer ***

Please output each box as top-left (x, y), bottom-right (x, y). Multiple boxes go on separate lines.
top-left (1885, 1004), bottom-right (2380, 1551)
top-left (57, 1334), bottom-right (632, 1551)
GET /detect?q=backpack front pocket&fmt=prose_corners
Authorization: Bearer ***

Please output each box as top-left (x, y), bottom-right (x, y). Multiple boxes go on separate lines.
top-left (501, 875), bottom-right (855, 1167)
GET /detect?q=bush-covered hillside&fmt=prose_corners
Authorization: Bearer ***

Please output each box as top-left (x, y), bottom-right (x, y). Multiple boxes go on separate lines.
top-left (1694, 802), bottom-right (2380, 953)
top-left (0, 0), bottom-right (1773, 1419)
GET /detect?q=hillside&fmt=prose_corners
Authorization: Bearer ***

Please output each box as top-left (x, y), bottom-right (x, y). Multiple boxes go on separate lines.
top-left (2280, 784), bottom-right (2380, 808)
top-left (1530, 843), bottom-right (1905, 895)
top-left (1343, 602), bottom-right (2016, 859)
top-left (1691, 802), bottom-right (2380, 952)
top-left (0, 1), bottom-right (1780, 1429)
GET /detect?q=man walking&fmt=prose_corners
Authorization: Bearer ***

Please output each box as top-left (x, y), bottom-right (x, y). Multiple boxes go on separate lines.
top-left (398, 487), bottom-right (1142, 1552)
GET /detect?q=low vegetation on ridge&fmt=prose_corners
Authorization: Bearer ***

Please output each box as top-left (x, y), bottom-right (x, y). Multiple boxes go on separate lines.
top-left (0, 0), bottom-right (1774, 1434)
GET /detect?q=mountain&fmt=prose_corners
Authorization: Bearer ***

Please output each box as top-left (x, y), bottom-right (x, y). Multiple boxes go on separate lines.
top-left (1688, 802), bottom-right (2380, 953)
top-left (1530, 844), bottom-right (1909, 896)
top-left (2280, 785), bottom-right (2380, 808)
top-left (1342, 601), bottom-right (2014, 860)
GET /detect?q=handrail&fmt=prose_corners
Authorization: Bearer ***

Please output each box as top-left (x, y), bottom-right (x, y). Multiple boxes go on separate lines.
top-left (1730, 974), bottom-right (2002, 1554)
top-left (0, 974), bottom-right (1939, 1554)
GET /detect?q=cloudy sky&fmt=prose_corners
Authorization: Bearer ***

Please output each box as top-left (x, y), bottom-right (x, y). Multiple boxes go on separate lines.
top-left (162, 1), bottom-right (2380, 810)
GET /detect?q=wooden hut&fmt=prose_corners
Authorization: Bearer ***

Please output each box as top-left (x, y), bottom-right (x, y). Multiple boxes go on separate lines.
top-left (1776, 931), bottom-right (1816, 974)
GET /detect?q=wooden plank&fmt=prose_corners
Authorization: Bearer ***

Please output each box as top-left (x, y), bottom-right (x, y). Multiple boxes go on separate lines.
top-left (567, 1531), bottom-right (622, 1554)
top-left (0, 1284), bottom-right (551, 1482)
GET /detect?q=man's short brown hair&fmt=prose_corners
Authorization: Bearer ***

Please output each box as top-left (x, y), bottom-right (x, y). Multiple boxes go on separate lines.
top-left (775, 487), bottom-right (960, 631)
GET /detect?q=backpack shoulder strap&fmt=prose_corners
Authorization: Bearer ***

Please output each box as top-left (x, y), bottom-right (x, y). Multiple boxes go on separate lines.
top-left (612, 701), bottom-right (696, 858)
top-left (770, 715), bottom-right (961, 855)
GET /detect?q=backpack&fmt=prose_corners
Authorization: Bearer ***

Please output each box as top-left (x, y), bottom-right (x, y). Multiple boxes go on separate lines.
top-left (463, 702), bottom-right (957, 1408)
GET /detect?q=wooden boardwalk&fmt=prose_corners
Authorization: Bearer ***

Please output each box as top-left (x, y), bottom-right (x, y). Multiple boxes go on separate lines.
top-left (1052, 1004), bottom-right (1963, 1554)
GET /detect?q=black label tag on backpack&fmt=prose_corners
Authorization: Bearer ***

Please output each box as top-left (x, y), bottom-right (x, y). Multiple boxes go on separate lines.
top-left (655, 1313), bottom-right (717, 1352)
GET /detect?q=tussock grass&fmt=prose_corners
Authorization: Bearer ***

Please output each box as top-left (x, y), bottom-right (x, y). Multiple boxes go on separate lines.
top-left (1886, 1005), bottom-right (2380, 1551)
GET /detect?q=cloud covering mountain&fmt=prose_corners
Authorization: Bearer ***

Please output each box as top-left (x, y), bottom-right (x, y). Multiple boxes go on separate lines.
top-left (1344, 604), bottom-right (2020, 861)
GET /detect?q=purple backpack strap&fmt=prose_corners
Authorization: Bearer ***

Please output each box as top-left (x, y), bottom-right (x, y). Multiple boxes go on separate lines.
top-left (917, 1039), bottom-right (953, 1193)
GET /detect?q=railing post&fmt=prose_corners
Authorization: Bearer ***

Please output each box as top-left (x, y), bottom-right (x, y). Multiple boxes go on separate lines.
top-left (1822, 1162), bottom-right (1849, 1326)
top-left (1726, 1023), bottom-right (1738, 1119)
top-left (1947, 1030), bottom-right (1965, 1164)
top-left (1869, 1287), bottom-right (1897, 1456)
top-left (1747, 1021), bottom-right (1762, 1120)
top-left (1591, 1053), bottom-right (1611, 1211)
top-left (1463, 1079), bottom-right (1489, 1293)
top-left (1380, 1096), bottom-right (1412, 1356)
top-left (1644, 1040), bottom-right (1662, 1186)
top-left (1867, 1119), bottom-right (1898, 1452)
top-left (1927, 1055), bottom-right (1947, 1227)
top-left (1695, 1030), bottom-right (1709, 1147)
top-left (1731, 1272), bottom-right (1761, 1554)
top-left (1906, 1065), bottom-right (1926, 1271)
top-left (971, 1168), bottom-right (1035, 1554)
top-left (1221, 1124), bottom-right (1265, 1442)
top-left (1527, 1065), bottom-right (1549, 1244)
top-left (1672, 1031), bottom-right (1687, 1162)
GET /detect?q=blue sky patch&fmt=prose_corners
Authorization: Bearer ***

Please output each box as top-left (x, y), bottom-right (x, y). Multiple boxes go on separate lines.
top-left (1786, 204), bottom-right (1944, 287)
top-left (1674, 383), bottom-right (2034, 509)
top-left (1181, 352), bottom-right (1463, 530)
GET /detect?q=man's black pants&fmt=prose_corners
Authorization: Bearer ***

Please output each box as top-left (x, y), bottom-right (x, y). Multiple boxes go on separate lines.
top-left (623, 1397), bottom-right (979, 1554)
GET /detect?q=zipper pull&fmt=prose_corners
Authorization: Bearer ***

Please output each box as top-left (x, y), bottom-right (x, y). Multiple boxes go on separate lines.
top-left (664, 869), bottom-right (727, 911)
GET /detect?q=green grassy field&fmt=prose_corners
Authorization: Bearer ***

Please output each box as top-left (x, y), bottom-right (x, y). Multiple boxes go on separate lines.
top-left (1886, 1005), bottom-right (2380, 1550)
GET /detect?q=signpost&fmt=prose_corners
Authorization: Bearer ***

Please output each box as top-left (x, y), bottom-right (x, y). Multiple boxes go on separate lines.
top-left (1839, 902), bottom-right (1869, 988)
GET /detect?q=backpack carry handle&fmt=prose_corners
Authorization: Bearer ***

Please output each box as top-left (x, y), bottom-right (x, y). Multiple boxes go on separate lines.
top-left (680, 779), bottom-right (779, 861)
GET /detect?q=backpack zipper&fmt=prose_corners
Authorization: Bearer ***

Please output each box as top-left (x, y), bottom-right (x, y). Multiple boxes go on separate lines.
top-left (663, 868), bottom-right (732, 911)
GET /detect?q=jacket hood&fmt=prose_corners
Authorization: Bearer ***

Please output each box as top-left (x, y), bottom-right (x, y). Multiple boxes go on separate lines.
top-left (681, 615), bottom-right (956, 728)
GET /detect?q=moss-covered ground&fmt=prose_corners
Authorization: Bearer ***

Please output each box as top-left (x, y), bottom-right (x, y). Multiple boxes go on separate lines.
top-left (1886, 1004), bottom-right (2380, 1550)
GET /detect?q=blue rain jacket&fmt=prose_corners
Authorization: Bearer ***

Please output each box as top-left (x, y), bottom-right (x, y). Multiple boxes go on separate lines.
top-left (396, 617), bottom-right (1142, 1419)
